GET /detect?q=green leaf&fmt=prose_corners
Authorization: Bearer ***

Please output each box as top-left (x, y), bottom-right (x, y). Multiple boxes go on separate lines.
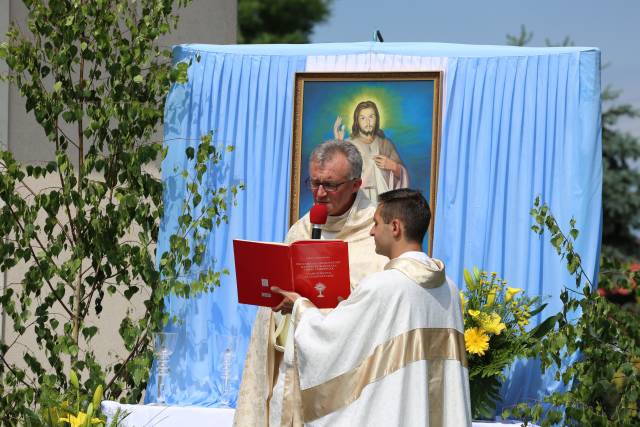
top-left (133, 74), bottom-right (144, 83)
top-left (529, 314), bottom-right (559, 339)
top-left (69, 369), bottom-right (79, 389)
top-left (528, 302), bottom-right (548, 317)
top-left (569, 228), bottom-right (579, 240)
top-left (463, 268), bottom-right (475, 289)
top-left (81, 326), bottom-right (99, 341)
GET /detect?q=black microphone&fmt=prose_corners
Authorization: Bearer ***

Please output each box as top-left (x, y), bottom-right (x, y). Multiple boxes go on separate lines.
top-left (310, 204), bottom-right (328, 239)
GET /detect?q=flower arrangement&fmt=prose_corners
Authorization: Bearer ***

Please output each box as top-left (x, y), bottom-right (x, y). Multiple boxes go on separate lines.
top-left (461, 267), bottom-right (552, 419)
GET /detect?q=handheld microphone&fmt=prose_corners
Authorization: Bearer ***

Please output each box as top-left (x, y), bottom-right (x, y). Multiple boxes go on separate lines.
top-left (310, 204), bottom-right (328, 239)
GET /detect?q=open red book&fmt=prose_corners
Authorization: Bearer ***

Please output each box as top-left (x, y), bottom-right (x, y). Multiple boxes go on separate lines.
top-left (233, 239), bottom-right (350, 308)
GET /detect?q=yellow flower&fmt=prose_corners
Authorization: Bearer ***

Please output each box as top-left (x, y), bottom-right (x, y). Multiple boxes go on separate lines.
top-left (481, 313), bottom-right (506, 335)
top-left (459, 291), bottom-right (466, 313)
top-left (464, 327), bottom-right (490, 356)
top-left (486, 289), bottom-right (497, 307)
top-left (59, 412), bottom-right (103, 427)
top-left (468, 309), bottom-right (481, 318)
top-left (505, 286), bottom-right (523, 303)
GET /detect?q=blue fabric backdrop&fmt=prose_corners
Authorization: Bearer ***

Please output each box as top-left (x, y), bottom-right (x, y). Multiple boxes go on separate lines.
top-left (145, 42), bottom-right (601, 413)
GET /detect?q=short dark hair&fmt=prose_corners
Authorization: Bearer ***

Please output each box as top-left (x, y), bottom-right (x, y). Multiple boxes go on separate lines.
top-left (377, 189), bottom-right (431, 243)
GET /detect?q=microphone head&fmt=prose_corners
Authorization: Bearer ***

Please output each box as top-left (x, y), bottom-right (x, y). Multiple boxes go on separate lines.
top-left (310, 203), bottom-right (329, 225)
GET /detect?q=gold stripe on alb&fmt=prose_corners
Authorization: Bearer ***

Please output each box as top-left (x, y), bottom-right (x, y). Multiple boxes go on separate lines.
top-left (428, 359), bottom-right (444, 427)
top-left (300, 327), bottom-right (466, 422)
top-left (279, 365), bottom-right (294, 427)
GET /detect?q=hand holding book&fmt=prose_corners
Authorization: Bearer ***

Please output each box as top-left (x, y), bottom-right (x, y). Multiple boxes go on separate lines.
top-left (233, 239), bottom-right (350, 309)
top-left (270, 287), bottom-right (301, 314)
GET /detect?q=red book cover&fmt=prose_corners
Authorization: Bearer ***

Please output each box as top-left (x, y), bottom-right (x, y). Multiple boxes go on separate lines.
top-left (233, 239), bottom-right (350, 308)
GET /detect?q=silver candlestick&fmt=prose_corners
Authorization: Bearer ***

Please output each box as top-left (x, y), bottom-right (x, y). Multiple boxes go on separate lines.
top-left (152, 332), bottom-right (177, 405)
top-left (216, 334), bottom-right (238, 407)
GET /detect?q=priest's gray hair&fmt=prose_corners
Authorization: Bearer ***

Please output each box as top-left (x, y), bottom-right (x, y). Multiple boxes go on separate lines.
top-left (309, 140), bottom-right (363, 179)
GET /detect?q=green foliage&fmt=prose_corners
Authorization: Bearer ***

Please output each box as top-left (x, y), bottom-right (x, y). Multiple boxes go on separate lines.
top-left (504, 198), bottom-right (640, 426)
top-left (601, 88), bottom-right (640, 259)
top-left (507, 26), bottom-right (640, 260)
top-left (0, 0), bottom-right (242, 424)
top-left (238, 0), bottom-right (332, 43)
top-left (505, 25), bottom-right (533, 47)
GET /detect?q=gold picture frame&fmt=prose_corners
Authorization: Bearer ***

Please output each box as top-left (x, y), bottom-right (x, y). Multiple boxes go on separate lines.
top-left (290, 71), bottom-right (442, 254)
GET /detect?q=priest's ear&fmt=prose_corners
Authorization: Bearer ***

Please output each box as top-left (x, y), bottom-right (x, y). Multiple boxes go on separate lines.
top-left (390, 218), bottom-right (403, 238)
top-left (351, 177), bottom-right (362, 194)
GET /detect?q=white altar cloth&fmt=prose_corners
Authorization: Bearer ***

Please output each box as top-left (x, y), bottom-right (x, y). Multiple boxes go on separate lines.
top-left (102, 401), bottom-right (533, 426)
top-left (101, 401), bottom-right (234, 426)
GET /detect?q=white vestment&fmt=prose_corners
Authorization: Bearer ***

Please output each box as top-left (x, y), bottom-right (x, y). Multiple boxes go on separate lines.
top-left (290, 252), bottom-right (472, 427)
top-left (234, 191), bottom-right (388, 426)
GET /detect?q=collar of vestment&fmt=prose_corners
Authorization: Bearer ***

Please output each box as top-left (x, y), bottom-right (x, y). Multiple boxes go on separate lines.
top-left (384, 252), bottom-right (446, 289)
top-left (302, 190), bottom-right (376, 242)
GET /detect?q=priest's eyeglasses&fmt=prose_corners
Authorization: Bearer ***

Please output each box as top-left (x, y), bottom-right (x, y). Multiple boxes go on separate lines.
top-left (305, 178), bottom-right (355, 193)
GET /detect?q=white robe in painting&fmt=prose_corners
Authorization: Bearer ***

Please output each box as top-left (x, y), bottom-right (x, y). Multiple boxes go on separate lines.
top-left (349, 134), bottom-right (410, 203)
top-left (290, 252), bottom-right (472, 427)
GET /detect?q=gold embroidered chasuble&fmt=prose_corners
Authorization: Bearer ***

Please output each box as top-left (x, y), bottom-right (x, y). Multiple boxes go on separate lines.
top-left (290, 253), bottom-right (472, 426)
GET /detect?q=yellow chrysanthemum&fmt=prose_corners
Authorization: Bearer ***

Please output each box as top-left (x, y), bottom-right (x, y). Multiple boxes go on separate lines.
top-left (481, 313), bottom-right (506, 335)
top-left (59, 412), bottom-right (103, 427)
top-left (464, 327), bottom-right (490, 356)
top-left (505, 286), bottom-right (523, 303)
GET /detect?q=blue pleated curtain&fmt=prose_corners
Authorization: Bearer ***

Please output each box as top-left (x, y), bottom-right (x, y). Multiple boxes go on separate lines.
top-left (145, 43), bottom-right (601, 412)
